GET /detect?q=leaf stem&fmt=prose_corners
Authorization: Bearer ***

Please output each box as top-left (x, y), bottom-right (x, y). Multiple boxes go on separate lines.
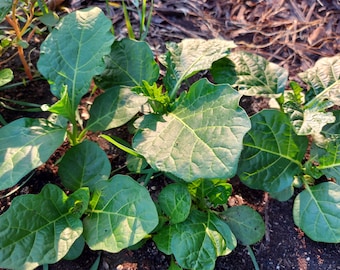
top-left (246, 245), bottom-right (260, 270)
top-left (169, 80), bottom-right (181, 101)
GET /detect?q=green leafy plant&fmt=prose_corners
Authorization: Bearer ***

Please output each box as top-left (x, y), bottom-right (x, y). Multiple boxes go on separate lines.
top-left (221, 52), bottom-right (340, 243)
top-left (1, 0), bottom-right (38, 80)
top-left (0, 0), bottom-right (58, 80)
top-left (0, 8), bottom-right (158, 269)
top-left (0, 6), bottom-right (339, 270)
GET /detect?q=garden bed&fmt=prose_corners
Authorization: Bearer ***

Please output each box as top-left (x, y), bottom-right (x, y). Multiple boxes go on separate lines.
top-left (1, 1), bottom-right (340, 269)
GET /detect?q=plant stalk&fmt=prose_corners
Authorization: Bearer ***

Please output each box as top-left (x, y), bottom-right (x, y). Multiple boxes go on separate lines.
top-left (5, 0), bottom-right (37, 80)
top-left (247, 245), bottom-right (260, 270)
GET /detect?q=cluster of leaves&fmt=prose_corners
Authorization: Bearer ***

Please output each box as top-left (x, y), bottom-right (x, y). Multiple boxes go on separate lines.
top-left (229, 53), bottom-right (340, 242)
top-left (0, 6), bottom-right (339, 270)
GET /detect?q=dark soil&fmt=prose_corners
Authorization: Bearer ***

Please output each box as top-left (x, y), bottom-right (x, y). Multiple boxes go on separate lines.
top-left (1, 0), bottom-right (340, 269)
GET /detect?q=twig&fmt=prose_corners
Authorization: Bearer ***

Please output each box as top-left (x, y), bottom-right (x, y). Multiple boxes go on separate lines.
top-left (4, 0), bottom-right (37, 80)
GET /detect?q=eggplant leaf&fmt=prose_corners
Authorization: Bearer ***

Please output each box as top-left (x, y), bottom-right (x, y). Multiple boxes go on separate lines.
top-left (58, 140), bottom-right (111, 191)
top-left (162, 38), bottom-right (236, 94)
top-left (158, 183), bottom-right (191, 224)
top-left (312, 111), bottom-right (340, 182)
top-left (83, 174), bottom-right (158, 252)
top-left (228, 51), bottom-right (288, 97)
top-left (188, 178), bottom-right (232, 206)
top-left (153, 225), bottom-right (174, 255)
top-left (171, 210), bottom-right (236, 270)
top-left (0, 184), bottom-right (89, 269)
top-left (222, 205), bottom-right (265, 245)
top-left (293, 182), bottom-right (340, 243)
top-left (87, 86), bottom-right (147, 131)
top-left (238, 110), bottom-right (308, 194)
top-left (0, 118), bottom-right (66, 190)
top-left (95, 38), bottom-right (159, 90)
top-left (133, 78), bottom-right (251, 182)
top-left (44, 85), bottom-right (75, 121)
top-left (37, 7), bottom-right (114, 109)
top-left (299, 54), bottom-right (340, 106)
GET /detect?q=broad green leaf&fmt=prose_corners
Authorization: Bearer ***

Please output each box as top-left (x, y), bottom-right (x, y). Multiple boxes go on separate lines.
top-left (58, 140), bottom-right (111, 191)
top-left (87, 86), bottom-right (147, 131)
top-left (0, 0), bottom-right (11, 22)
top-left (293, 182), bottom-right (340, 243)
top-left (228, 51), bottom-right (288, 97)
top-left (0, 184), bottom-right (89, 269)
top-left (83, 174), bottom-right (158, 252)
top-left (222, 205), bottom-right (265, 245)
top-left (0, 118), bottom-right (66, 190)
top-left (270, 185), bottom-right (294, 202)
top-left (63, 235), bottom-right (85, 260)
top-left (0, 68), bottom-right (13, 87)
top-left (210, 57), bottom-right (238, 85)
top-left (133, 78), bottom-right (251, 182)
top-left (238, 110), bottom-right (308, 194)
top-left (158, 183), bottom-right (191, 224)
top-left (312, 111), bottom-right (340, 182)
top-left (153, 225), bottom-right (174, 255)
top-left (162, 39), bottom-right (236, 95)
top-left (171, 210), bottom-right (236, 270)
top-left (299, 55), bottom-right (340, 106)
top-left (95, 38), bottom-right (159, 90)
top-left (37, 7), bottom-right (114, 110)
top-left (188, 178), bottom-right (232, 206)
